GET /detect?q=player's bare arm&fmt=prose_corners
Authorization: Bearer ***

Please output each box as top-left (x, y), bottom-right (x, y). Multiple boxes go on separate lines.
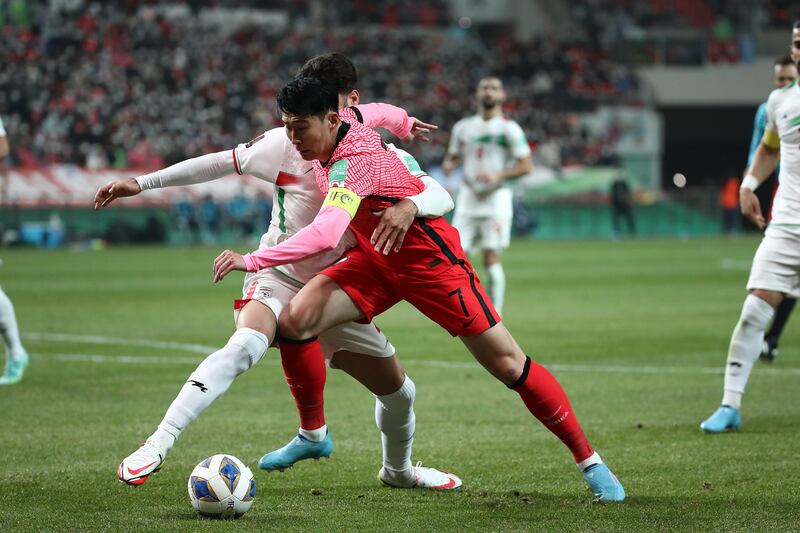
top-left (370, 199), bottom-right (419, 255)
top-left (371, 176), bottom-right (454, 254)
top-left (441, 153), bottom-right (460, 176)
top-left (476, 154), bottom-right (533, 185)
top-left (740, 141), bottom-right (780, 229)
top-left (0, 136), bottom-right (9, 159)
top-left (94, 178), bottom-right (142, 210)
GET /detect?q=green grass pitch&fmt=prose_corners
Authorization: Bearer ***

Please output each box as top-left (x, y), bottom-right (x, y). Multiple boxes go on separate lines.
top-left (1, 237), bottom-right (798, 531)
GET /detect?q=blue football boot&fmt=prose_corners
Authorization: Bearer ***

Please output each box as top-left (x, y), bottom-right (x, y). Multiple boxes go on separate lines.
top-left (0, 350), bottom-right (29, 385)
top-left (700, 405), bottom-right (741, 433)
top-left (582, 463), bottom-right (626, 502)
top-left (259, 432), bottom-right (333, 471)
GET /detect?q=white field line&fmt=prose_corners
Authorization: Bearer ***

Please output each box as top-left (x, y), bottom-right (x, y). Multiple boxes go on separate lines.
top-left (25, 332), bottom-right (216, 354)
top-left (25, 333), bottom-right (800, 376)
top-left (720, 258), bottom-right (752, 270)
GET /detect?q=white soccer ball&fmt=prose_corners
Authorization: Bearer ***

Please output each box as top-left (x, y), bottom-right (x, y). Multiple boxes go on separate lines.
top-left (188, 454), bottom-right (256, 518)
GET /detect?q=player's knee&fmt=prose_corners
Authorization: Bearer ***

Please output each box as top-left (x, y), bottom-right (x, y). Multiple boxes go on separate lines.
top-left (739, 294), bottom-right (775, 330)
top-left (277, 304), bottom-right (314, 340)
top-left (222, 328), bottom-right (269, 374)
top-left (484, 352), bottom-right (523, 384)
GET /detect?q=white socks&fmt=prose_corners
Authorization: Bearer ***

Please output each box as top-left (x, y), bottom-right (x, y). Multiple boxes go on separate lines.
top-left (299, 426), bottom-right (328, 442)
top-left (486, 262), bottom-right (506, 316)
top-left (576, 451), bottom-right (602, 472)
top-left (722, 295), bottom-right (774, 409)
top-left (0, 287), bottom-right (25, 359)
top-left (152, 328), bottom-right (269, 453)
top-left (375, 375), bottom-right (416, 475)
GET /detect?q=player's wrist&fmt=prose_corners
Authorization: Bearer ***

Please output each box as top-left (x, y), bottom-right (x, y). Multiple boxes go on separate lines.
top-left (740, 174), bottom-right (760, 192)
top-left (404, 197), bottom-right (422, 217)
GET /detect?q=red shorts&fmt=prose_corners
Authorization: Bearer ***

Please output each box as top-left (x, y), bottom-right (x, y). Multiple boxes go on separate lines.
top-left (320, 198), bottom-right (500, 336)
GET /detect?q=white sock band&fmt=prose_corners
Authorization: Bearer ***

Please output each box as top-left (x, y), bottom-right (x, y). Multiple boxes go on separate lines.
top-left (577, 451), bottom-right (602, 471)
top-left (375, 375), bottom-right (416, 473)
top-left (299, 425), bottom-right (328, 442)
top-left (722, 294), bottom-right (774, 409)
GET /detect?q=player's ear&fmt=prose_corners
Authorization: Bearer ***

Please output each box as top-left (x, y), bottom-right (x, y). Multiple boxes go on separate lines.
top-left (348, 89), bottom-right (360, 106)
top-left (326, 111), bottom-right (340, 129)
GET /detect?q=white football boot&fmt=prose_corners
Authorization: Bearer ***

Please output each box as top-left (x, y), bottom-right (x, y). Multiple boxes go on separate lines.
top-left (379, 461), bottom-right (462, 490)
top-left (117, 440), bottom-right (164, 486)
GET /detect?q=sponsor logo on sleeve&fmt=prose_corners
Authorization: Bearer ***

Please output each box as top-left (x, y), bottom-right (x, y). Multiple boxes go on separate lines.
top-left (329, 159), bottom-right (348, 185)
top-left (403, 155), bottom-right (422, 173)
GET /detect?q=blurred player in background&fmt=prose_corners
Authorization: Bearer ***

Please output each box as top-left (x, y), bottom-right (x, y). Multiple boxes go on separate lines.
top-left (743, 55), bottom-right (799, 362)
top-left (442, 77), bottom-right (533, 316)
top-left (98, 53), bottom-right (462, 490)
top-left (215, 76), bottom-right (625, 501)
top-left (701, 21), bottom-right (800, 433)
top-left (0, 114), bottom-right (30, 386)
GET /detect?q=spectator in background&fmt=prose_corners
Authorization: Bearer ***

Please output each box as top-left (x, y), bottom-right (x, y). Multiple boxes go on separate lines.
top-left (720, 174), bottom-right (741, 234)
top-left (172, 193), bottom-right (198, 245)
top-left (253, 193), bottom-right (273, 237)
top-left (199, 193), bottom-right (221, 244)
top-left (226, 190), bottom-right (253, 242)
top-left (610, 171), bottom-right (635, 237)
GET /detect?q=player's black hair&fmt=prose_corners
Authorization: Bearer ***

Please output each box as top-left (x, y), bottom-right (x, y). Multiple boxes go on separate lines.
top-left (277, 76), bottom-right (338, 118)
top-left (297, 52), bottom-right (359, 95)
top-left (776, 55), bottom-right (795, 66)
top-left (794, 19), bottom-right (800, 30)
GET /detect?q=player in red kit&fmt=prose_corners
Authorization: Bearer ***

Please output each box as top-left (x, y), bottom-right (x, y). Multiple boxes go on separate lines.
top-left (213, 77), bottom-right (625, 501)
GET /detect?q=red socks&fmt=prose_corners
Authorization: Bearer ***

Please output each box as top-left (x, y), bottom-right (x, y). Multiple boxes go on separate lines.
top-left (509, 357), bottom-right (594, 463)
top-left (279, 337), bottom-right (326, 430)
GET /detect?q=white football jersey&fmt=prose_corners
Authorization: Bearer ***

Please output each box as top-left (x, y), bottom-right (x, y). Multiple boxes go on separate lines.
top-left (233, 127), bottom-right (356, 284)
top-left (765, 81), bottom-right (800, 227)
top-left (447, 114), bottom-right (530, 218)
top-left (233, 128), bottom-right (428, 284)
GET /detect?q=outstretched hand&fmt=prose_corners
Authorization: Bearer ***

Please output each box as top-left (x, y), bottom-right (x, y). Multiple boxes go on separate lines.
top-left (94, 178), bottom-right (142, 210)
top-left (740, 189), bottom-right (765, 230)
top-left (370, 198), bottom-right (419, 254)
top-left (402, 118), bottom-right (438, 143)
top-left (213, 249), bottom-right (246, 283)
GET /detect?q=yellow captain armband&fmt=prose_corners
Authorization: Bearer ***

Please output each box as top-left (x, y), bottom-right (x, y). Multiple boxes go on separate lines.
top-left (763, 128), bottom-right (780, 149)
top-left (323, 186), bottom-right (361, 218)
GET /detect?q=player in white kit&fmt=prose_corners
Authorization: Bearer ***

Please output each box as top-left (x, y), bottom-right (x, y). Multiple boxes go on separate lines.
top-left (700, 21), bottom-right (800, 433)
top-left (98, 54), bottom-right (461, 489)
top-left (442, 77), bottom-right (533, 315)
top-left (0, 114), bottom-right (30, 385)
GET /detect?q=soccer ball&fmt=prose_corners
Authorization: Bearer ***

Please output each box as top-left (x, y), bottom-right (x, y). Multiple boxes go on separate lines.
top-left (188, 454), bottom-right (256, 518)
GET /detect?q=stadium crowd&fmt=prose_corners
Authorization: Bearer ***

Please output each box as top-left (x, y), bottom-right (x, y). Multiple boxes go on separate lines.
top-left (2, 0), bottom-right (644, 171)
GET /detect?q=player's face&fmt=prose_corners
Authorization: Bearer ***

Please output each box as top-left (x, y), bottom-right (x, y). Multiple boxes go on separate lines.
top-left (282, 112), bottom-right (339, 161)
top-left (792, 29), bottom-right (800, 66)
top-left (773, 64), bottom-right (798, 88)
top-left (476, 78), bottom-right (505, 109)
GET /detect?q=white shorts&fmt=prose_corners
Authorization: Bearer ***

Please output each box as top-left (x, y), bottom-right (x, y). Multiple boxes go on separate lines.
top-left (234, 269), bottom-right (396, 359)
top-left (747, 225), bottom-right (800, 298)
top-left (452, 214), bottom-right (512, 253)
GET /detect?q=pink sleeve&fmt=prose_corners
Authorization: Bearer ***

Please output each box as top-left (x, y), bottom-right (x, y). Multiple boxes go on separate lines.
top-left (353, 103), bottom-right (414, 140)
top-left (242, 205), bottom-right (352, 271)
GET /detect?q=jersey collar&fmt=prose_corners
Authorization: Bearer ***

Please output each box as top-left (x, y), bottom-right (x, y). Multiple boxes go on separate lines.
top-left (321, 121), bottom-right (351, 168)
